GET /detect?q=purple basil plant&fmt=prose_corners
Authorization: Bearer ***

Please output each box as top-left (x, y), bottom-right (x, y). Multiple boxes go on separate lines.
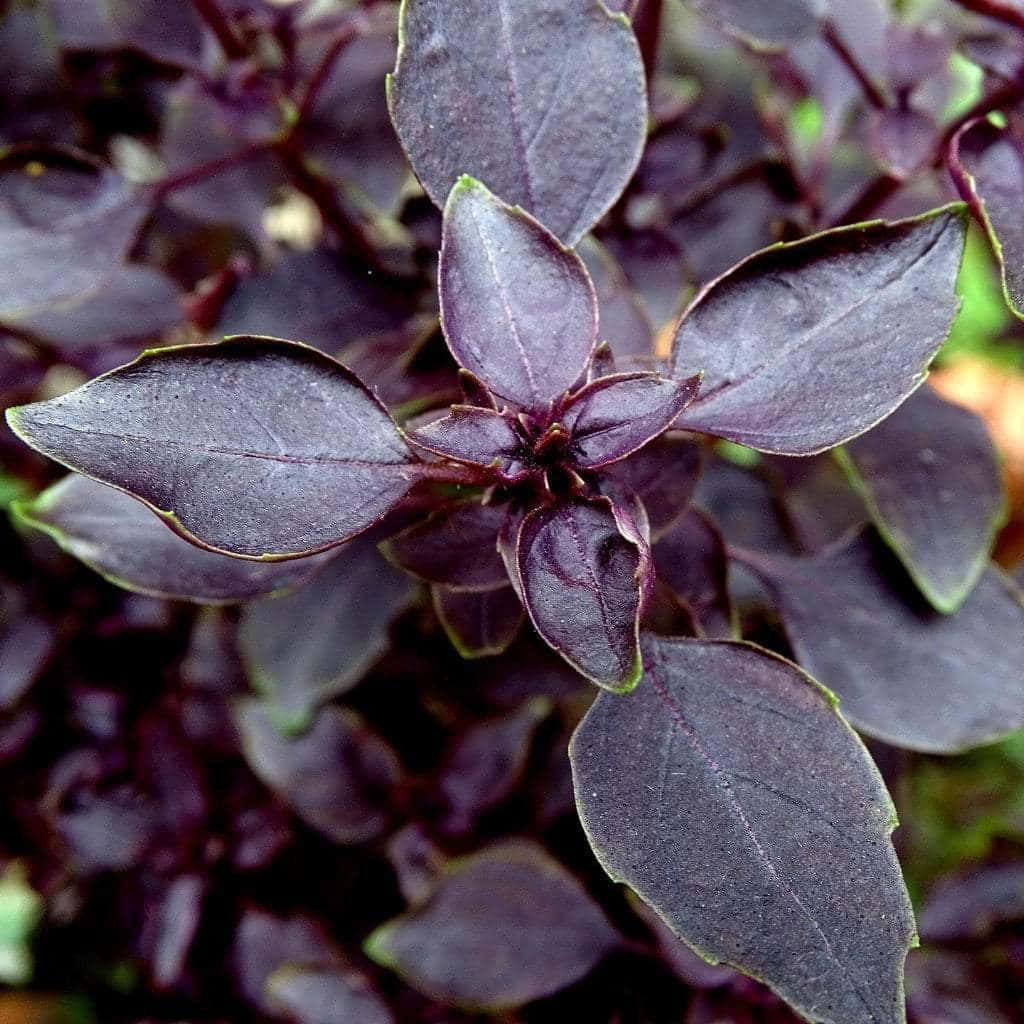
top-left (5, 0), bottom-right (1024, 1021)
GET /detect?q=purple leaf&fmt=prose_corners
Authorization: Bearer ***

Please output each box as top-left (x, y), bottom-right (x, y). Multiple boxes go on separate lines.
top-left (14, 474), bottom-right (332, 604)
top-left (688, 0), bottom-right (827, 47)
top-left (433, 584), bottom-right (525, 660)
top-left (266, 966), bottom-right (395, 1024)
top-left (603, 432), bottom-right (705, 539)
top-left (0, 152), bottom-right (149, 322)
top-left (146, 874), bottom-right (206, 990)
top-left (561, 372), bottom-right (702, 469)
top-left (381, 501), bottom-right (508, 589)
top-left (950, 115), bottom-right (1024, 319)
top-left (474, 634), bottom-right (590, 709)
top-left (905, 950), bottom-right (1015, 1024)
top-left (388, 0), bottom-right (647, 245)
top-left (736, 530), bottom-right (1024, 753)
top-left (234, 700), bottom-right (400, 845)
top-left (440, 177), bottom-right (598, 412)
top-left (408, 406), bottom-right (529, 480)
top-left (516, 496), bottom-right (651, 691)
top-left (0, 611), bottom-right (55, 711)
top-left (653, 508), bottom-right (735, 638)
top-left (364, 840), bottom-right (619, 1011)
top-left (869, 107), bottom-right (937, 179)
top-left (571, 635), bottom-right (915, 1024)
top-left (671, 206), bottom-right (968, 454)
top-left (6, 337), bottom-right (423, 559)
top-left (838, 387), bottom-right (1006, 612)
top-left (918, 864), bottom-right (1024, 942)
top-left (238, 537), bottom-right (416, 729)
top-left (440, 699), bottom-right (550, 834)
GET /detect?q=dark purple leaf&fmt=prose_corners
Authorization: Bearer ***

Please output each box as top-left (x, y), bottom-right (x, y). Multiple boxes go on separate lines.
top-left (388, 0), bottom-right (647, 245)
top-left (365, 840), bottom-right (619, 1010)
top-left (0, 611), bottom-right (55, 711)
top-left (433, 584), bottom-right (525, 660)
top-left (571, 635), bottom-right (915, 1024)
top-left (950, 115), bottom-right (1024, 319)
top-left (408, 406), bottom-right (528, 479)
top-left (603, 432), bottom-right (704, 539)
top-left (736, 530), bottom-right (1024, 752)
top-left (516, 496), bottom-right (651, 691)
top-left (386, 824), bottom-right (445, 905)
top-left (381, 501), bottom-right (508, 589)
top-left (14, 474), bottom-right (332, 604)
top-left (239, 538), bottom-right (416, 729)
top-left (58, 790), bottom-right (159, 874)
top-left (653, 507), bottom-right (735, 638)
top-left (147, 874), bottom-right (206, 990)
top-left (234, 909), bottom-right (342, 1014)
top-left (578, 237), bottom-right (655, 360)
top-left (440, 699), bottom-right (550, 834)
top-left (439, 177), bottom-right (598, 411)
top-left (838, 387), bottom-right (1006, 612)
top-left (218, 248), bottom-right (417, 353)
top-left (266, 966), bottom-right (395, 1024)
top-left (905, 950), bottom-right (1015, 1024)
top-left (474, 634), bottom-right (590, 710)
top-left (688, 0), bottom-right (826, 47)
top-left (6, 337), bottom-right (422, 559)
top-left (671, 206), bottom-right (968, 454)
top-left (0, 153), bottom-right (150, 323)
top-left (870, 107), bottom-right (937, 179)
top-left (234, 700), bottom-right (400, 845)
top-left (919, 864), bottom-right (1024, 942)
top-left (562, 372), bottom-right (702, 468)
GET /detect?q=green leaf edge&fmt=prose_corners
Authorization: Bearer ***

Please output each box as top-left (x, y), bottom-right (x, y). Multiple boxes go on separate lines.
top-left (568, 635), bottom-right (918, 1024)
top-left (431, 583), bottom-right (524, 660)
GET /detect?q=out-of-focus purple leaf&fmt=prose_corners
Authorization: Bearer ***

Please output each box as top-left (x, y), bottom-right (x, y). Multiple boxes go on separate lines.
top-left (571, 635), bottom-right (915, 1024)
top-left (870, 107), bottom-right (937, 180)
top-left (388, 0), bottom-right (647, 245)
top-left (562, 372), bottom-right (702, 469)
top-left (234, 700), bottom-right (400, 844)
top-left (15, 474), bottom-right (332, 604)
top-left (146, 874), bottom-right (206, 990)
top-left (687, 0), bottom-right (827, 48)
top-left (57, 789), bottom-right (159, 874)
top-left (267, 966), bottom-right (395, 1024)
top-left (239, 538), bottom-right (416, 729)
top-left (603, 432), bottom-right (704, 540)
top-left (950, 115), bottom-right (1024, 319)
top-left (737, 529), bottom-right (1024, 753)
top-left (0, 611), bottom-right (55, 711)
top-left (0, 153), bottom-right (150, 323)
top-left (577, 236), bottom-right (655, 360)
top-left (474, 634), bottom-right (590, 709)
top-left (671, 206), bottom-right (968, 454)
top-left (234, 908), bottom-right (342, 1014)
top-left (653, 507), bottom-right (734, 637)
top-left (408, 406), bottom-right (528, 479)
top-left (838, 387), bottom-right (1006, 612)
top-left (905, 949), bottom-right (1015, 1024)
top-left (12, 264), bottom-right (183, 352)
top-left (7, 337), bottom-right (423, 559)
top-left (432, 584), bottom-right (524, 660)
top-left (919, 864), bottom-right (1024, 942)
top-left (381, 501), bottom-right (508, 589)
top-left (440, 699), bottom-right (550, 834)
top-left (386, 824), bottom-right (445, 905)
top-left (439, 177), bottom-right (597, 411)
top-left (365, 840), bottom-right (619, 1010)
top-left (218, 248), bottom-right (417, 354)
top-left (516, 496), bottom-right (651, 691)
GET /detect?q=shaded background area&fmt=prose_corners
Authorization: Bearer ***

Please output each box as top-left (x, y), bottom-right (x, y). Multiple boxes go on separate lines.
top-left (1, 0), bottom-right (1024, 1021)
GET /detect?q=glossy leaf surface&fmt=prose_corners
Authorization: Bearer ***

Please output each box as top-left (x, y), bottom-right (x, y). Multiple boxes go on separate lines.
top-left (6, 337), bottom-right (421, 559)
top-left (15, 475), bottom-right (330, 604)
top-left (389, 0), bottom-right (647, 245)
top-left (239, 538), bottom-right (416, 730)
top-left (382, 502), bottom-right (508, 589)
top-left (740, 531), bottom-right (1024, 753)
top-left (562, 372), bottom-right (703, 469)
top-left (517, 497), bottom-right (650, 691)
top-left (365, 840), bottom-right (618, 1010)
top-left (433, 584), bottom-right (524, 660)
top-left (440, 178), bottom-right (597, 411)
top-left (571, 636), bottom-right (915, 1024)
top-left (839, 387), bottom-right (1006, 612)
top-left (235, 701), bottom-right (400, 845)
top-left (950, 116), bottom-right (1024, 319)
top-left (671, 207), bottom-right (967, 454)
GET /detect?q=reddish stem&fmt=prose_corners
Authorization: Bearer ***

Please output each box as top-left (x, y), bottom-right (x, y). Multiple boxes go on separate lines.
top-left (951, 0), bottom-right (1024, 34)
top-left (190, 0), bottom-right (249, 60)
top-left (822, 21), bottom-right (890, 111)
